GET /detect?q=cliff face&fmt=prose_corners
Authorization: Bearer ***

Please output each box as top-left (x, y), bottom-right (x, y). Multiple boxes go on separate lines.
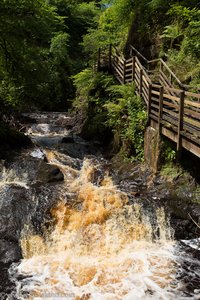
top-left (124, 9), bottom-right (162, 59)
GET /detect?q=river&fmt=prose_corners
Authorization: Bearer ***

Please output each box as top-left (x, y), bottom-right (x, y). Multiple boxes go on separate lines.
top-left (0, 112), bottom-right (200, 300)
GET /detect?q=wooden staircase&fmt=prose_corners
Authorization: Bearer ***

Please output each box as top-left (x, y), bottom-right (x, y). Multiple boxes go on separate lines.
top-left (97, 44), bottom-right (200, 159)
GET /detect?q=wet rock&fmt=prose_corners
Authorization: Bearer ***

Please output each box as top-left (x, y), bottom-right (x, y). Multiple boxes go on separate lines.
top-left (37, 163), bottom-right (64, 183)
top-left (60, 143), bottom-right (97, 159)
top-left (0, 240), bottom-right (22, 264)
top-left (61, 136), bottom-right (74, 143)
top-left (19, 114), bottom-right (37, 124)
top-left (0, 186), bottom-right (34, 241)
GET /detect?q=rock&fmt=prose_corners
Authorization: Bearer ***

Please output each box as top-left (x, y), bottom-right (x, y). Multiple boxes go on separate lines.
top-left (0, 185), bottom-right (34, 241)
top-left (0, 240), bottom-right (22, 264)
top-left (61, 136), bottom-right (74, 143)
top-left (37, 163), bottom-right (64, 183)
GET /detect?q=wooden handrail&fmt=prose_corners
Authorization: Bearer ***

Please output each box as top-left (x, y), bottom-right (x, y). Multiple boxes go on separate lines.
top-left (130, 45), bottom-right (148, 64)
top-left (130, 45), bottom-right (192, 90)
top-left (97, 44), bottom-right (200, 158)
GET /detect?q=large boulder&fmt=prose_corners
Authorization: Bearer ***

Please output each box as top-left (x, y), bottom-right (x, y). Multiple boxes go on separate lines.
top-left (0, 185), bottom-right (34, 241)
top-left (36, 163), bottom-right (64, 183)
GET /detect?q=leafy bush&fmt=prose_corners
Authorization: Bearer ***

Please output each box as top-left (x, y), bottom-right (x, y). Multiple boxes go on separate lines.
top-left (73, 70), bottom-right (147, 160)
top-left (105, 84), bottom-right (147, 160)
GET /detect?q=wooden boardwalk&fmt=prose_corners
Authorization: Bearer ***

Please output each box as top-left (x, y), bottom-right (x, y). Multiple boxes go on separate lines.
top-left (98, 45), bottom-right (200, 158)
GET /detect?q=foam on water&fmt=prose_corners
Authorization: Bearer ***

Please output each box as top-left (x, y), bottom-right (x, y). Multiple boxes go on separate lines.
top-left (9, 159), bottom-right (189, 300)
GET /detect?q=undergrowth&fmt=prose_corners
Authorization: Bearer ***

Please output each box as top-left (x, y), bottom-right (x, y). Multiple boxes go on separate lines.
top-left (73, 69), bottom-right (147, 161)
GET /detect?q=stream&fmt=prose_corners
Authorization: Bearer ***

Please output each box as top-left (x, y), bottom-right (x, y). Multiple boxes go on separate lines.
top-left (0, 112), bottom-right (200, 300)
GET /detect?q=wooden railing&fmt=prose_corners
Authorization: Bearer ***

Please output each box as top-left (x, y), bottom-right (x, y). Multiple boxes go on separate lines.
top-left (130, 45), bottom-right (189, 91)
top-left (98, 44), bottom-right (200, 158)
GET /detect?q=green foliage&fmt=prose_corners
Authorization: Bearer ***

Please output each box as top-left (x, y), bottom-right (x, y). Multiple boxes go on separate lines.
top-left (160, 163), bottom-right (182, 178)
top-left (82, 0), bottom-right (134, 57)
top-left (0, 0), bottom-right (99, 112)
top-left (105, 84), bottom-right (147, 160)
top-left (73, 68), bottom-right (114, 103)
top-left (162, 24), bottom-right (183, 48)
top-left (161, 5), bottom-right (200, 88)
top-left (73, 70), bottom-right (147, 160)
top-left (161, 139), bottom-right (176, 163)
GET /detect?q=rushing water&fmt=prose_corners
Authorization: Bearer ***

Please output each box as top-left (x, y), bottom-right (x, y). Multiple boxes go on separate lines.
top-left (0, 113), bottom-right (200, 300)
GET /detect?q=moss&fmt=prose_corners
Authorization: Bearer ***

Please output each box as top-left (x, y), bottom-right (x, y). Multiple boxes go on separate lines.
top-left (192, 186), bottom-right (200, 204)
top-left (160, 163), bottom-right (182, 179)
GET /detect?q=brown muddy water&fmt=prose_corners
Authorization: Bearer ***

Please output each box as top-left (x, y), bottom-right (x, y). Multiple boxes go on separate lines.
top-left (0, 113), bottom-right (200, 300)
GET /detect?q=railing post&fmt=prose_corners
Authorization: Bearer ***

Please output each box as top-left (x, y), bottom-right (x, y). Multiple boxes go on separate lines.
top-left (97, 48), bottom-right (101, 71)
top-left (132, 56), bottom-right (135, 82)
top-left (177, 90), bottom-right (185, 158)
top-left (160, 60), bottom-right (163, 72)
top-left (123, 59), bottom-right (126, 84)
top-left (139, 69), bottom-right (143, 96)
top-left (158, 86), bottom-right (164, 134)
top-left (147, 84), bottom-right (152, 124)
top-left (108, 44), bottom-right (112, 71)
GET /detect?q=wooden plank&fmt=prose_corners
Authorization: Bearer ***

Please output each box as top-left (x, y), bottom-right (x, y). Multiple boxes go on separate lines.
top-left (135, 63), bottom-right (141, 73)
top-left (159, 70), bottom-right (173, 88)
top-left (142, 86), bottom-right (149, 102)
top-left (114, 55), bottom-right (125, 65)
top-left (184, 107), bottom-right (200, 120)
top-left (125, 72), bottom-right (133, 79)
top-left (151, 103), bottom-right (159, 110)
top-left (116, 60), bottom-right (124, 72)
top-left (125, 66), bottom-right (133, 72)
top-left (142, 74), bottom-right (150, 87)
top-left (132, 56), bottom-right (135, 82)
top-left (135, 56), bottom-right (144, 69)
top-left (163, 93), bottom-right (179, 102)
top-left (183, 115), bottom-right (200, 129)
top-left (123, 60), bottom-right (126, 84)
top-left (158, 87), bottom-right (164, 133)
top-left (184, 98), bottom-right (200, 109)
top-left (126, 57), bottom-right (133, 63)
top-left (152, 83), bottom-right (162, 89)
top-left (183, 124), bottom-right (200, 138)
top-left (163, 107), bottom-right (178, 117)
top-left (163, 100), bottom-right (178, 109)
top-left (130, 45), bottom-right (148, 63)
top-left (151, 97), bottom-right (159, 104)
top-left (112, 61), bottom-right (124, 76)
top-left (177, 91), bottom-right (185, 154)
top-left (150, 112), bottom-right (159, 120)
top-left (112, 65), bottom-right (123, 80)
top-left (135, 71), bottom-right (140, 82)
top-left (125, 62), bottom-right (133, 68)
top-left (112, 58), bottom-right (123, 71)
top-left (160, 59), bottom-right (184, 88)
top-left (185, 91), bottom-right (200, 99)
top-left (152, 90), bottom-right (160, 96)
top-left (126, 79), bottom-right (133, 83)
top-left (159, 75), bottom-right (177, 97)
top-left (142, 81), bottom-right (149, 95)
top-left (164, 86), bottom-right (184, 94)
top-left (148, 58), bottom-right (160, 64)
top-left (139, 69), bottom-right (143, 96)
